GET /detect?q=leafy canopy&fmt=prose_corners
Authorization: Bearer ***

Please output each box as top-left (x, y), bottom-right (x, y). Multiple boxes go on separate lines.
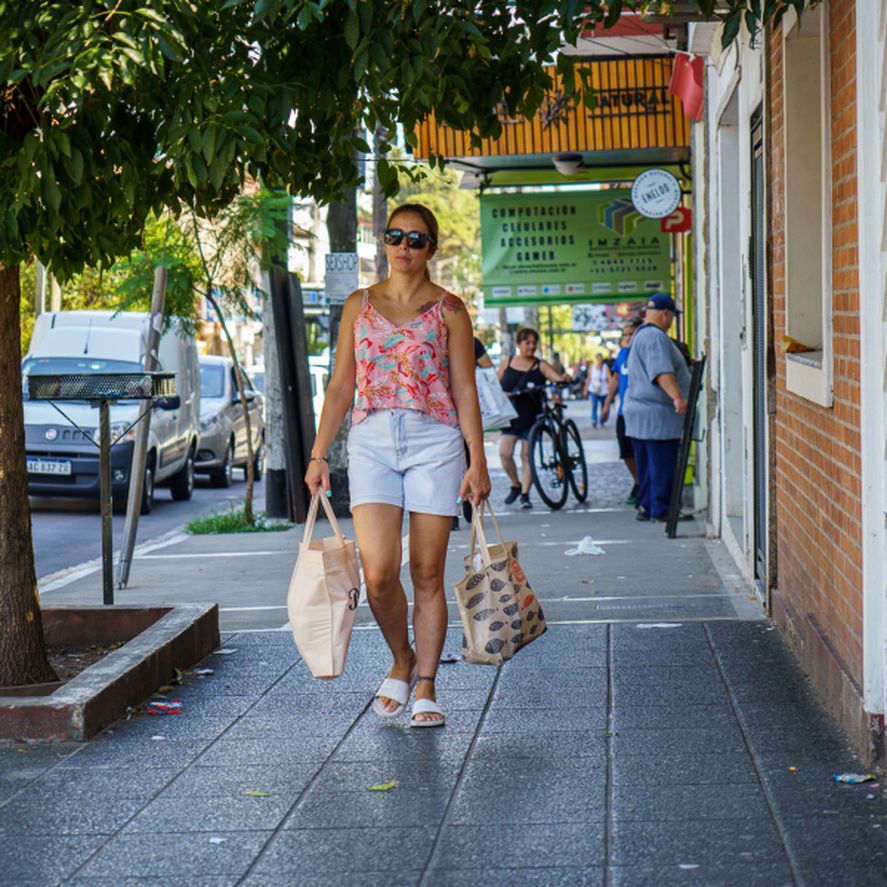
top-left (1, 0), bottom-right (807, 279)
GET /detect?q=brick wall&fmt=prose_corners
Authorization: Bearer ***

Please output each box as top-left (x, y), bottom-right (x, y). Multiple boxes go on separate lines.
top-left (768, 1), bottom-right (865, 744)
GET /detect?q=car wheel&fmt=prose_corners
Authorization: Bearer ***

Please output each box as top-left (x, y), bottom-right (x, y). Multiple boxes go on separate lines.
top-left (170, 447), bottom-right (195, 501)
top-left (140, 459), bottom-right (155, 514)
top-left (210, 442), bottom-right (234, 488)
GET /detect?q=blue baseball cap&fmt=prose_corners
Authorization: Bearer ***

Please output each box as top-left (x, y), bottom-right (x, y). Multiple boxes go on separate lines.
top-left (646, 293), bottom-right (682, 314)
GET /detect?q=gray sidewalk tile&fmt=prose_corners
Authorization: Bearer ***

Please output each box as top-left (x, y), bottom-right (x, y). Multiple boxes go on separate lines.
top-left (431, 822), bottom-right (604, 869)
top-left (163, 763), bottom-right (319, 798)
top-left (285, 787), bottom-right (450, 829)
top-left (243, 873), bottom-right (422, 887)
top-left (613, 703), bottom-right (739, 730)
top-left (121, 793), bottom-right (293, 833)
top-left (0, 834), bottom-right (107, 884)
top-left (0, 793), bottom-right (143, 835)
top-left (447, 781), bottom-right (605, 824)
top-left (72, 830), bottom-right (272, 881)
top-left (331, 729), bottom-right (473, 764)
top-left (471, 732), bottom-right (608, 763)
top-left (248, 825), bottom-right (435, 876)
top-left (609, 863), bottom-right (794, 887)
top-left (425, 867), bottom-right (605, 886)
top-left (57, 737), bottom-right (208, 770)
top-left (611, 725), bottom-right (749, 755)
top-left (611, 681), bottom-right (730, 706)
top-left (196, 736), bottom-right (339, 766)
top-left (612, 782), bottom-right (772, 821)
top-left (307, 759), bottom-right (461, 793)
top-left (612, 750), bottom-right (758, 785)
top-left (481, 705), bottom-right (607, 734)
top-left (68, 878), bottom-right (238, 887)
top-left (611, 818), bottom-right (786, 866)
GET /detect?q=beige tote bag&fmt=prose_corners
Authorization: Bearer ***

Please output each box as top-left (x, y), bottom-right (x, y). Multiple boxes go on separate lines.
top-left (287, 492), bottom-right (361, 679)
top-left (454, 502), bottom-right (547, 665)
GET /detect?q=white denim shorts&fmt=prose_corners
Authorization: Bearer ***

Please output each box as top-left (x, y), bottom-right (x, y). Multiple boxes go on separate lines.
top-left (347, 409), bottom-right (466, 516)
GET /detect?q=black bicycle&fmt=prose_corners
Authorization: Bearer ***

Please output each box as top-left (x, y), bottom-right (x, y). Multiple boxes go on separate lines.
top-left (525, 383), bottom-right (588, 510)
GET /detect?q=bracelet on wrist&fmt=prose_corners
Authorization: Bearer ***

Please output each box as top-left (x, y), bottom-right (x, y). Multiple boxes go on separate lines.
top-left (309, 456), bottom-right (329, 464)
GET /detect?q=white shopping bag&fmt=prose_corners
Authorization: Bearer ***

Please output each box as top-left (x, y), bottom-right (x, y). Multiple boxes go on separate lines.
top-left (287, 492), bottom-right (360, 679)
top-left (475, 366), bottom-right (518, 431)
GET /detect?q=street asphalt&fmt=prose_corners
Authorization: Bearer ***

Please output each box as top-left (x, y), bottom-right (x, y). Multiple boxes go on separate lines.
top-left (4, 413), bottom-right (887, 885)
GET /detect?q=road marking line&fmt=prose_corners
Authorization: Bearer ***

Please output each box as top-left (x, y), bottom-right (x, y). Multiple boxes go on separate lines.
top-left (39, 532), bottom-right (189, 593)
top-left (137, 551), bottom-right (283, 559)
top-left (220, 605), bottom-right (288, 612)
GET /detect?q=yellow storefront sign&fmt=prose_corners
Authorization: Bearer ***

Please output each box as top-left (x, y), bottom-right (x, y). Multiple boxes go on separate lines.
top-left (414, 57), bottom-right (689, 160)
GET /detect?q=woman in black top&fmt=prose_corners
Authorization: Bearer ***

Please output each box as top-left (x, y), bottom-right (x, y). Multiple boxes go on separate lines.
top-left (497, 327), bottom-right (570, 509)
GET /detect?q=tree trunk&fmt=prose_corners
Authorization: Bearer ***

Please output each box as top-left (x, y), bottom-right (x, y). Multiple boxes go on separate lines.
top-left (325, 194), bottom-right (356, 518)
top-left (206, 292), bottom-right (256, 523)
top-left (373, 126), bottom-right (389, 282)
top-left (0, 264), bottom-right (56, 686)
top-left (261, 275), bottom-right (288, 518)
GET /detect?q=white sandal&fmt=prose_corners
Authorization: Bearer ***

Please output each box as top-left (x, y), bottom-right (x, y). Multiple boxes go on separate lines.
top-left (410, 695), bottom-right (446, 729)
top-left (372, 666), bottom-right (418, 718)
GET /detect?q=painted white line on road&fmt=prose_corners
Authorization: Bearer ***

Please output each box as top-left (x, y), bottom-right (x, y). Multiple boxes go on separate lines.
top-left (136, 551), bottom-right (283, 559)
top-left (220, 605), bottom-right (288, 612)
top-left (39, 532), bottom-right (189, 593)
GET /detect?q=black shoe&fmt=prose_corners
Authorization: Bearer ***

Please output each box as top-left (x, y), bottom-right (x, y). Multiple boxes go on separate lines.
top-left (505, 486), bottom-right (521, 505)
top-left (635, 510), bottom-right (650, 522)
top-left (520, 493), bottom-right (532, 509)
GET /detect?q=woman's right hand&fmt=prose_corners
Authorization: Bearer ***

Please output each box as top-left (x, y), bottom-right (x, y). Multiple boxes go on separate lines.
top-left (304, 458), bottom-right (331, 498)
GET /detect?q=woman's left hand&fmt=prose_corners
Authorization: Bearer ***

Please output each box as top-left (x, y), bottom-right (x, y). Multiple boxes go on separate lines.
top-left (459, 460), bottom-right (491, 506)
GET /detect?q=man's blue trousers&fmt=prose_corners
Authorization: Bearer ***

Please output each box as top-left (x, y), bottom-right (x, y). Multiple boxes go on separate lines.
top-left (632, 437), bottom-right (680, 520)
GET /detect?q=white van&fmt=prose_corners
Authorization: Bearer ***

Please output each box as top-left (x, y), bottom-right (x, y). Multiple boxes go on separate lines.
top-left (22, 310), bottom-right (201, 513)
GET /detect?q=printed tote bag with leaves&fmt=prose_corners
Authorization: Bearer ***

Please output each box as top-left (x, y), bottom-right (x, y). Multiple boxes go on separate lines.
top-left (454, 502), bottom-right (547, 664)
top-left (287, 492), bottom-right (361, 679)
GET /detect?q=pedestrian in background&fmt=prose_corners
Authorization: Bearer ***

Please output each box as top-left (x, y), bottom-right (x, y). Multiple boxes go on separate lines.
top-left (586, 352), bottom-right (611, 428)
top-left (305, 203), bottom-right (490, 728)
top-left (602, 318), bottom-right (642, 504)
top-left (498, 327), bottom-right (570, 510)
top-left (622, 294), bottom-right (691, 524)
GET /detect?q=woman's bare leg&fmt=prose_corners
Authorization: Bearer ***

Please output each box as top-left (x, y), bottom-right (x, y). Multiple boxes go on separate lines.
top-left (352, 503), bottom-right (414, 712)
top-left (499, 434), bottom-right (519, 488)
top-left (519, 438), bottom-right (532, 493)
top-left (408, 512), bottom-right (453, 724)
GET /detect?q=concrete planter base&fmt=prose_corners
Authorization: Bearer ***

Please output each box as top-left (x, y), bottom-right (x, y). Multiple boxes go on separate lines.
top-left (0, 604), bottom-right (219, 742)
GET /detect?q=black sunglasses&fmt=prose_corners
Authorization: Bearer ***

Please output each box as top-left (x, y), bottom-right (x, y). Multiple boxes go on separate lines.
top-left (383, 228), bottom-right (435, 249)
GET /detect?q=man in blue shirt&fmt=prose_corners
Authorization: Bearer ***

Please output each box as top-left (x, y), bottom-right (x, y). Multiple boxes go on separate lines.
top-left (623, 294), bottom-right (692, 523)
top-left (602, 318), bottom-right (641, 504)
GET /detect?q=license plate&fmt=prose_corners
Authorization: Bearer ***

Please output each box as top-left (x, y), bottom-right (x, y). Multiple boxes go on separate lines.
top-left (27, 458), bottom-right (72, 476)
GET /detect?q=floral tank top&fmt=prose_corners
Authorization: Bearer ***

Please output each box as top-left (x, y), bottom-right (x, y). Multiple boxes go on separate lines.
top-left (352, 289), bottom-right (459, 427)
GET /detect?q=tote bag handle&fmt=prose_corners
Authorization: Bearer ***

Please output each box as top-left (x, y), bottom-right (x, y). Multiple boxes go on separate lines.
top-left (301, 492), bottom-right (348, 548)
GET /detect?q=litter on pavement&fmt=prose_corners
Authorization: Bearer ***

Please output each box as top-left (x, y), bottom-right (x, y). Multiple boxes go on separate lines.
top-left (146, 701), bottom-right (182, 715)
top-left (565, 536), bottom-right (606, 556)
top-left (832, 773), bottom-right (878, 784)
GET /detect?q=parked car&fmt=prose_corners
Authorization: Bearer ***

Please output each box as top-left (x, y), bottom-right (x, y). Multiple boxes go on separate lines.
top-left (196, 356), bottom-right (264, 487)
top-left (247, 357), bottom-right (328, 428)
top-left (22, 310), bottom-right (201, 513)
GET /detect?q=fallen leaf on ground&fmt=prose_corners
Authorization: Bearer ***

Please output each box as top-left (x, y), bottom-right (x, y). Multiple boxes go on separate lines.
top-left (367, 781), bottom-right (397, 792)
top-left (243, 790), bottom-right (270, 797)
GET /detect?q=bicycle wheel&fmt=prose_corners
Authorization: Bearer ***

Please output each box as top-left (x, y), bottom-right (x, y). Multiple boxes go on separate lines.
top-left (561, 418), bottom-right (589, 503)
top-left (528, 421), bottom-right (568, 510)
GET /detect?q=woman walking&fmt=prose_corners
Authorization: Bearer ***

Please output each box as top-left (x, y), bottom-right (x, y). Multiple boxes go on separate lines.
top-left (498, 327), bottom-right (570, 509)
top-left (586, 352), bottom-right (611, 428)
top-left (305, 204), bottom-right (490, 728)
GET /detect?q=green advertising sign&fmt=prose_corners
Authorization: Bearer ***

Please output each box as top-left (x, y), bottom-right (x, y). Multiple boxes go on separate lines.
top-left (480, 190), bottom-right (673, 306)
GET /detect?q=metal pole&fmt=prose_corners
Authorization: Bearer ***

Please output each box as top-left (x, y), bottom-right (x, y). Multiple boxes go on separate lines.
top-left (117, 267), bottom-right (167, 588)
top-left (98, 400), bottom-right (114, 604)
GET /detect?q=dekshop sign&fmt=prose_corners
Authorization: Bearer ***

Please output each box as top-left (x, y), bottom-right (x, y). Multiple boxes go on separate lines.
top-left (480, 190), bottom-right (672, 306)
